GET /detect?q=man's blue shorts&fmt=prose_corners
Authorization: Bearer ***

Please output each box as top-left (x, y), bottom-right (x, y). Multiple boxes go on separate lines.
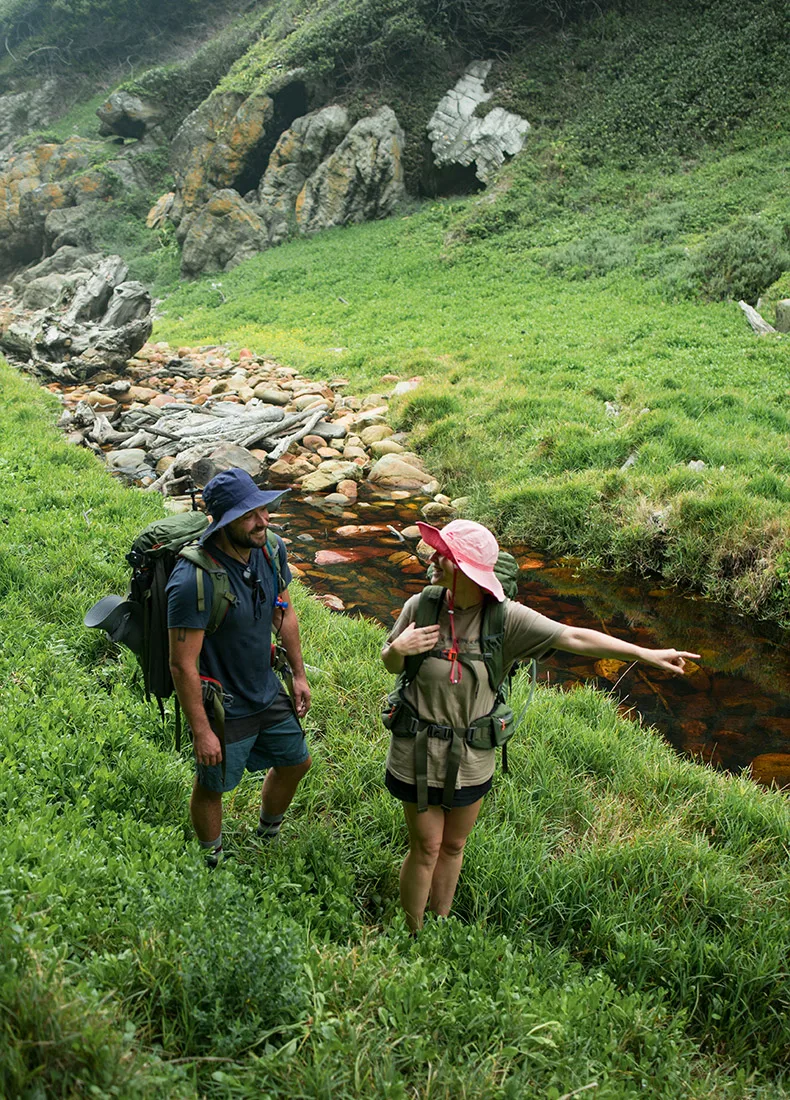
top-left (195, 686), bottom-right (309, 793)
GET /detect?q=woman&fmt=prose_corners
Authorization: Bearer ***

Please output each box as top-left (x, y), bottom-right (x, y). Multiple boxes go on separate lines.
top-left (382, 519), bottom-right (699, 932)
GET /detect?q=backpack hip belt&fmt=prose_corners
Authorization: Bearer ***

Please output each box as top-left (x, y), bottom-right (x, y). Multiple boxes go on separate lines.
top-left (384, 693), bottom-right (514, 812)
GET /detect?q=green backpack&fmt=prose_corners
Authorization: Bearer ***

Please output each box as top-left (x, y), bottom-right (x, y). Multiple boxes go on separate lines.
top-left (382, 550), bottom-right (536, 812)
top-left (87, 510), bottom-right (284, 770)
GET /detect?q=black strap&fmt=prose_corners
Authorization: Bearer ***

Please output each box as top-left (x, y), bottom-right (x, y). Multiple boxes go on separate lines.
top-left (415, 727), bottom-right (429, 813)
top-left (442, 733), bottom-right (463, 812)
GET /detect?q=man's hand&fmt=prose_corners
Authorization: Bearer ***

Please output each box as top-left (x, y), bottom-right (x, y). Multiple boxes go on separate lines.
top-left (193, 727), bottom-right (223, 767)
top-left (291, 673), bottom-right (311, 718)
top-left (391, 621), bottom-right (441, 656)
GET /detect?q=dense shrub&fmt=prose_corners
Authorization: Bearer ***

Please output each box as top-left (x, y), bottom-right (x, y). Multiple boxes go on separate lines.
top-left (545, 229), bottom-right (635, 279)
top-left (689, 217), bottom-right (790, 303)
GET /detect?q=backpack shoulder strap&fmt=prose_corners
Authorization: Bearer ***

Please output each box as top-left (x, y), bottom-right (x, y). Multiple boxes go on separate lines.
top-left (480, 596), bottom-right (508, 693)
top-left (402, 586), bottom-right (446, 685)
top-left (178, 544), bottom-right (235, 634)
top-left (262, 530), bottom-right (285, 592)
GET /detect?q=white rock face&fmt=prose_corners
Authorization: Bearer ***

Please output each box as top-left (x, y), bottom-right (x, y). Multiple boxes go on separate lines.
top-left (427, 60), bottom-right (531, 183)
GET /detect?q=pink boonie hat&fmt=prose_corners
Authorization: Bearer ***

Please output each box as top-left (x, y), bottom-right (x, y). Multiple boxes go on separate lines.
top-left (416, 519), bottom-right (505, 602)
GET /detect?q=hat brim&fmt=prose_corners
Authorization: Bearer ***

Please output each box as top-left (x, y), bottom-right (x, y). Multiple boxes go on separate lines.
top-left (416, 521), bottom-right (505, 602)
top-left (200, 486), bottom-right (288, 542)
top-left (416, 522), bottom-right (455, 562)
top-left (84, 596), bottom-right (144, 654)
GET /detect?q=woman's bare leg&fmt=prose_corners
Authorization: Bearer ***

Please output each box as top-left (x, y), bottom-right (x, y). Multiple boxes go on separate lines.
top-left (399, 804), bottom-right (445, 931)
top-left (428, 799), bottom-right (483, 917)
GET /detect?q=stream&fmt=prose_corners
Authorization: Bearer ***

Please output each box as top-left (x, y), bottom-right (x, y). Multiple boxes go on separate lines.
top-left (274, 486), bottom-right (790, 786)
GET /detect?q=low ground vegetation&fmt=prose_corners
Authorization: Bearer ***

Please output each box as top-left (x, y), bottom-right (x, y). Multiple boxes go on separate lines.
top-left (3, 363), bottom-right (790, 1095)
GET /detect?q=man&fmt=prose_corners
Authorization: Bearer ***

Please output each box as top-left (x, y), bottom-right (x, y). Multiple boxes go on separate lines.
top-left (166, 467), bottom-right (311, 865)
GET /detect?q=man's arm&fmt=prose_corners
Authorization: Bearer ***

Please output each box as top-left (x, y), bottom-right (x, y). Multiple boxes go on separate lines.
top-left (277, 588), bottom-right (311, 717)
top-left (556, 626), bottom-right (699, 675)
top-left (168, 627), bottom-right (222, 766)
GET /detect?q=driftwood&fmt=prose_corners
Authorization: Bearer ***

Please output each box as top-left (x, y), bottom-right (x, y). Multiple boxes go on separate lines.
top-left (268, 406), bottom-right (329, 460)
top-left (739, 300), bottom-right (777, 336)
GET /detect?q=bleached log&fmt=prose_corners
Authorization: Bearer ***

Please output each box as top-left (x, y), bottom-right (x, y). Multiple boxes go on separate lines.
top-left (268, 406), bottom-right (328, 460)
top-left (739, 300), bottom-right (776, 336)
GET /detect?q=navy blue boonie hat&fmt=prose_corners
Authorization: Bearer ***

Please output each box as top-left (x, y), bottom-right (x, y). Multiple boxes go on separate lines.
top-left (200, 468), bottom-right (287, 542)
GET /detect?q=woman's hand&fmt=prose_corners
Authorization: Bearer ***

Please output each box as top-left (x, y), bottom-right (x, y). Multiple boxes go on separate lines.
top-left (382, 622), bottom-right (441, 673)
top-left (391, 622), bottom-right (441, 655)
top-left (639, 649), bottom-right (700, 675)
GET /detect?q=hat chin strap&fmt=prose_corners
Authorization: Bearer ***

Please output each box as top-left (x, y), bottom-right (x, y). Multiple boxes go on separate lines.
top-left (446, 570), bottom-right (462, 685)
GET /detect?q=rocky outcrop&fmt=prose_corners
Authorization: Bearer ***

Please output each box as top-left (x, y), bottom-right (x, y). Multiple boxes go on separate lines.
top-left (0, 137), bottom-right (107, 271)
top-left (97, 91), bottom-right (167, 140)
top-left (427, 60), bottom-right (530, 186)
top-left (259, 106), bottom-right (351, 246)
top-left (0, 81), bottom-right (60, 156)
top-left (294, 107), bottom-right (406, 234)
top-left (180, 189), bottom-right (268, 277)
top-left (170, 92), bottom-right (274, 224)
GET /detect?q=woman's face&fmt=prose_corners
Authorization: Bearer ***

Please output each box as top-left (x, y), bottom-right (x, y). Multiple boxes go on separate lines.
top-left (431, 552), bottom-right (455, 586)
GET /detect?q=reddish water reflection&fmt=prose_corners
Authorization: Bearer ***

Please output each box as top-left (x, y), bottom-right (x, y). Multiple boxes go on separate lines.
top-left (276, 489), bottom-right (790, 787)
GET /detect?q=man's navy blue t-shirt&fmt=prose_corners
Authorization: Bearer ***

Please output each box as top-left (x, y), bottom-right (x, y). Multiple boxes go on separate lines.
top-left (166, 536), bottom-right (291, 719)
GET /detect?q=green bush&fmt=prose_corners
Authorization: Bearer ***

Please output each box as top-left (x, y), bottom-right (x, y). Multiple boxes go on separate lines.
top-left (545, 229), bottom-right (635, 279)
top-left (689, 216), bottom-right (790, 303)
top-left (97, 872), bottom-right (310, 1057)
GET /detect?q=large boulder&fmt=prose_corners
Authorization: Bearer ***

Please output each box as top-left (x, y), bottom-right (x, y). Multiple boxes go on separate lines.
top-left (259, 106), bottom-right (350, 246)
top-left (0, 137), bottom-right (104, 270)
top-left (295, 107), bottom-right (406, 234)
top-left (96, 91), bottom-right (167, 139)
top-left (12, 245), bottom-right (101, 293)
top-left (22, 271), bottom-right (89, 311)
top-left (170, 92), bottom-right (274, 223)
top-left (180, 189), bottom-right (268, 277)
top-left (427, 60), bottom-right (530, 184)
top-left (44, 203), bottom-right (102, 252)
top-left (63, 255), bottom-right (129, 324)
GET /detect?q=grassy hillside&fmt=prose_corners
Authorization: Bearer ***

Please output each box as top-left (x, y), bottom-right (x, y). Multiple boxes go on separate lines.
top-left (4, 360), bottom-right (790, 1096)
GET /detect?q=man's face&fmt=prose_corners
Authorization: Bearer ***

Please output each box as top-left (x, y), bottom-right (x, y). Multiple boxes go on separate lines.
top-left (225, 506), bottom-right (270, 549)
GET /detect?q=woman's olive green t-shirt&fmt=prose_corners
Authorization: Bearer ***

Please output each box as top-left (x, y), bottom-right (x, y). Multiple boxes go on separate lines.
top-left (385, 596), bottom-right (567, 789)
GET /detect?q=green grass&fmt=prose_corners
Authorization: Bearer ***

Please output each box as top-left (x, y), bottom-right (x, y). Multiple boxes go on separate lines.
top-left (4, 360), bottom-right (790, 1095)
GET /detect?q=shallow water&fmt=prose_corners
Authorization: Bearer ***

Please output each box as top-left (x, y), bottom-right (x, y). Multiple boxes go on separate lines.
top-left (276, 487), bottom-right (790, 786)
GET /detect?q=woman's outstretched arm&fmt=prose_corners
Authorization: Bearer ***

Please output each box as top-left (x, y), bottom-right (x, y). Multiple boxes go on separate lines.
top-left (556, 626), bottom-right (699, 675)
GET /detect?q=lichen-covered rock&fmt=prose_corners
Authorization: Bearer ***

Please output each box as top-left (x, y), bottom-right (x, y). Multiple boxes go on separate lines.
top-left (0, 137), bottom-right (104, 270)
top-left (259, 106), bottom-right (350, 245)
top-left (295, 107), bottom-right (406, 234)
top-left (170, 92), bottom-right (275, 223)
top-left (96, 91), bottom-right (167, 139)
top-left (147, 192), bottom-right (175, 229)
top-left (180, 188), bottom-right (268, 277)
top-left (428, 60), bottom-right (530, 183)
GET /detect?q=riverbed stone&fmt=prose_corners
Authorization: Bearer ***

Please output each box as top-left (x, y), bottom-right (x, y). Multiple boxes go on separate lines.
top-left (254, 385), bottom-right (290, 405)
top-left (359, 424), bottom-right (394, 445)
top-left (370, 439), bottom-right (404, 456)
top-left (337, 478), bottom-right (358, 501)
top-left (421, 501), bottom-right (455, 521)
top-left (299, 459), bottom-right (362, 492)
top-left (368, 453), bottom-right (435, 489)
